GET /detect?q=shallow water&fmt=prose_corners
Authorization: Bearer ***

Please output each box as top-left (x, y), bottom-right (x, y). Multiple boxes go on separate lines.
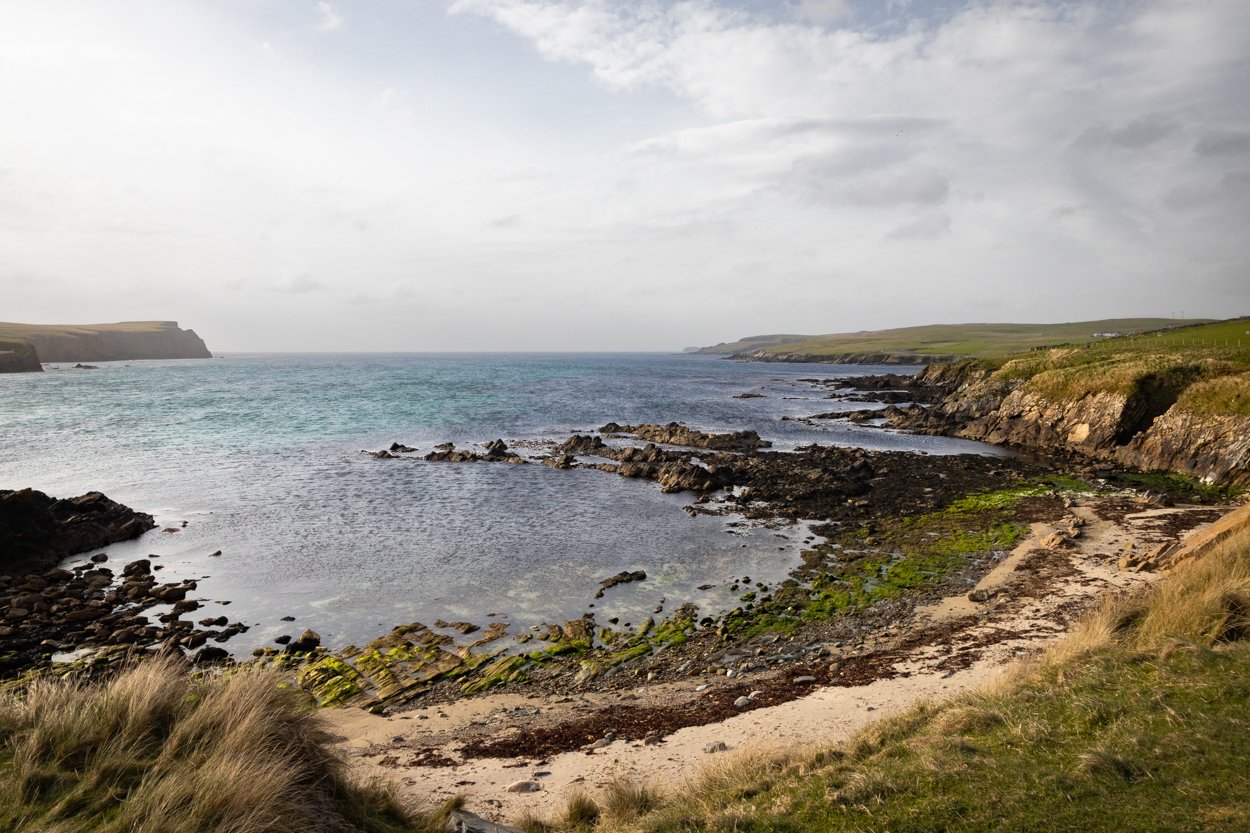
top-left (1, 353), bottom-right (1006, 650)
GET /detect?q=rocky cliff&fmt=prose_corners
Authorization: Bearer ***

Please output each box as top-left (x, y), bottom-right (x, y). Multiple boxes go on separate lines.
top-left (897, 349), bottom-right (1250, 487)
top-left (0, 337), bottom-right (42, 373)
top-left (0, 321), bottom-right (211, 364)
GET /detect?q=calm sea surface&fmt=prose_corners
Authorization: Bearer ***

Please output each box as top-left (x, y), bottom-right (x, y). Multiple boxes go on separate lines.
top-left (0, 353), bottom-right (1007, 651)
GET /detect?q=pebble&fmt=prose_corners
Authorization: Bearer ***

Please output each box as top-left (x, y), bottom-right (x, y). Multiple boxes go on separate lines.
top-left (794, 676), bottom-right (817, 684)
top-left (695, 683), bottom-right (711, 692)
top-left (505, 780), bottom-right (542, 793)
top-left (733, 696), bottom-right (751, 708)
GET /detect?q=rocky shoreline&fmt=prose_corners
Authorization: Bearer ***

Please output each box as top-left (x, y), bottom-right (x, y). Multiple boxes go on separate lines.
top-left (3, 372), bottom-right (1244, 739)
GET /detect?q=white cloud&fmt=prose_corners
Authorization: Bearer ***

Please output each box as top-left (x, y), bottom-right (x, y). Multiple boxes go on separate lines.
top-left (314, 2), bottom-right (344, 32)
top-left (1, 0), bottom-right (1247, 349)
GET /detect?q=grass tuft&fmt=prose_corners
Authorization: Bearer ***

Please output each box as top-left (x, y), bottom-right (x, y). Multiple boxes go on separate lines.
top-left (0, 658), bottom-right (444, 833)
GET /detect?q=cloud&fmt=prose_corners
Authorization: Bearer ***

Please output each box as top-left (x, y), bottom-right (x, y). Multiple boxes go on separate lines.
top-left (796, 0), bottom-right (853, 26)
top-left (313, 2), bottom-right (344, 32)
top-left (2, 1), bottom-right (1248, 349)
top-left (1195, 130), bottom-right (1250, 157)
top-left (888, 211), bottom-right (952, 240)
top-left (1076, 114), bottom-right (1180, 150)
top-left (272, 275), bottom-right (326, 294)
top-left (786, 158), bottom-right (950, 208)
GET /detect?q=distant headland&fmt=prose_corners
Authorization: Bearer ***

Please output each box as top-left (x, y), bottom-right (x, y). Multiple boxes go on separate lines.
top-left (0, 321), bottom-right (211, 372)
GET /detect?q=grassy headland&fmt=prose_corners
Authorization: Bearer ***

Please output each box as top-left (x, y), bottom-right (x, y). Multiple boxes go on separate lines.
top-left (521, 512), bottom-right (1250, 833)
top-left (697, 318), bottom-right (1201, 361)
top-left (0, 321), bottom-right (210, 364)
top-left (966, 318), bottom-right (1250, 417)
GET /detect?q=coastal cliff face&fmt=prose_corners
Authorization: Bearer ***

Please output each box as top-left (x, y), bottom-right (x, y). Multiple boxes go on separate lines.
top-left (0, 338), bottom-right (42, 373)
top-left (907, 355), bottom-right (1250, 487)
top-left (0, 321), bottom-right (210, 364)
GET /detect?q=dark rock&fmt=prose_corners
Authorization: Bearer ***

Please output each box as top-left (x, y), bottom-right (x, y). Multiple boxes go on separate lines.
top-left (284, 629), bottom-right (321, 654)
top-left (122, 559), bottom-right (151, 577)
top-left (0, 489), bottom-right (156, 577)
top-left (193, 645), bottom-right (230, 666)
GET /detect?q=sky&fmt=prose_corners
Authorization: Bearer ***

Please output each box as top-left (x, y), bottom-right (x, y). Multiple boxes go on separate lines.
top-left (1, 0), bottom-right (1247, 351)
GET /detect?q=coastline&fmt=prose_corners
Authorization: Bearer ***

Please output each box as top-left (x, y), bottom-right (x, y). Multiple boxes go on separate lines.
top-left (4, 359), bottom-right (1247, 827)
top-left (327, 497), bottom-right (1244, 821)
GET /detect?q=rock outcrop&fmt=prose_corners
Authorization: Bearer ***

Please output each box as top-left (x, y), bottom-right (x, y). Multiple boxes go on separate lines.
top-left (880, 357), bottom-right (1250, 487)
top-left (0, 321), bottom-right (211, 363)
top-left (0, 489), bottom-right (156, 576)
top-left (0, 337), bottom-right (42, 373)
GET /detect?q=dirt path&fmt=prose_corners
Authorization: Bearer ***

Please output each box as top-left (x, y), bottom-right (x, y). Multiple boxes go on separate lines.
top-left (324, 498), bottom-right (1231, 823)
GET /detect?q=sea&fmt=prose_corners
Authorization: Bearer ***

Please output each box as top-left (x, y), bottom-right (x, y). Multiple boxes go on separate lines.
top-left (0, 353), bottom-right (1007, 653)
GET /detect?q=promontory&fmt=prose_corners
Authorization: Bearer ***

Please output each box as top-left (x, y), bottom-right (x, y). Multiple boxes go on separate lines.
top-left (0, 321), bottom-right (211, 371)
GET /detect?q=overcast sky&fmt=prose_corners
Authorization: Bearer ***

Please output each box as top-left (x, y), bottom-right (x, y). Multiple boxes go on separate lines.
top-left (2, 1), bottom-right (1247, 351)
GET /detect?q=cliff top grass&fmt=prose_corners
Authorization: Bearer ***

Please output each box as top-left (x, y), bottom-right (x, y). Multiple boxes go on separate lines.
top-left (699, 318), bottom-right (1196, 360)
top-left (983, 318), bottom-right (1250, 414)
top-left (0, 320), bottom-right (185, 339)
top-left (525, 513), bottom-right (1250, 833)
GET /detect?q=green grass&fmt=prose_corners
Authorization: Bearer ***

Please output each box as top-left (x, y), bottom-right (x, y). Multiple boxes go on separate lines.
top-left (718, 479), bottom-right (1066, 639)
top-left (707, 319), bottom-right (1204, 360)
top-left (536, 513), bottom-right (1250, 833)
top-left (961, 318), bottom-right (1250, 418)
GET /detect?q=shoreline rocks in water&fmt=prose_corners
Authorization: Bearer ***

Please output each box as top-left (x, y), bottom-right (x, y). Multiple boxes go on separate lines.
top-left (0, 489), bottom-right (156, 576)
top-left (0, 489), bottom-right (254, 677)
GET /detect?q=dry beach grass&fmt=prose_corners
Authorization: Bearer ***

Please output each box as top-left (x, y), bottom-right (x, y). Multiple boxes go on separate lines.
top-left (0, 659), bottom-right (454, 833)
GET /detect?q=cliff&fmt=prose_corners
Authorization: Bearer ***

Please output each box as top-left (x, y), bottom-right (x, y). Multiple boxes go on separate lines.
top-left (0, 321), bottom-right (211, 364)
top-left (895, 318), bottom-right (1250, 487)
top-left (0, 337), bottom-right (42, 373)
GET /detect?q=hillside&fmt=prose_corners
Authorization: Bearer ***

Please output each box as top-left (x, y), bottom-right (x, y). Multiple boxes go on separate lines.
top-left (700, 318), bottom-right (1205, 363)
top-left (693, 334), bottom-right (816, 355)
top-left (875, 317), bottom-right (1250, 486)
top-left (0, 320), bottom-right (211, 366)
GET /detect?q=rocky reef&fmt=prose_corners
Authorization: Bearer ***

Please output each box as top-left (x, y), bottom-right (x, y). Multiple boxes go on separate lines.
top-left (0, 321), bottom-right (211, 364)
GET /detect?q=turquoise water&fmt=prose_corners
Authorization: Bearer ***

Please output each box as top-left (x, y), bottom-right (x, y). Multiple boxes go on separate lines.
top-left (0, 353), bottom-right (1005, 651)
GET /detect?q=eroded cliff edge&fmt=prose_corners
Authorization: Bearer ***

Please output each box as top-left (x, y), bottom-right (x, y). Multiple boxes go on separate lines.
top-left (887, 343), bottom-right (1250, 487)
top-left (0, 321), bottom-right (211, 366)
top-left (0, 337), bottom-right (42, 373)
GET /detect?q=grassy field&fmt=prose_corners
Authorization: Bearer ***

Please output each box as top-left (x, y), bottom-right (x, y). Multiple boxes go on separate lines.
top-left (698, 318), bottom-right (1209, 360)
top-left (0, 321), bottom-right (181, 339)
top-left (978, 318), bottom-right (1250, 416)
top-left (0, 661), bottom-right (455, 833)
top-left (523, 514), bottom-right (1250, 833)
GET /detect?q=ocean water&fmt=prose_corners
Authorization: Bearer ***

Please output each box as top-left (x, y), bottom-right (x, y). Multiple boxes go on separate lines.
top-left (0, 353), bottom-right (1007, 652)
